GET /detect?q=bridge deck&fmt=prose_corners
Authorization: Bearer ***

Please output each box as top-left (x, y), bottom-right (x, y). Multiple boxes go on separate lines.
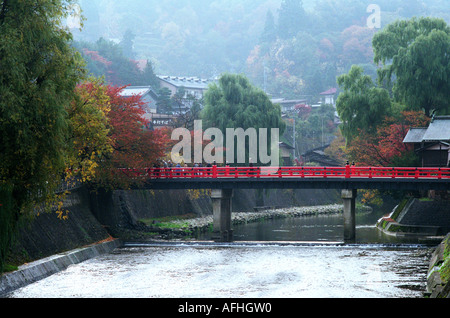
top-left (121, 166), bottom-right (450, 191)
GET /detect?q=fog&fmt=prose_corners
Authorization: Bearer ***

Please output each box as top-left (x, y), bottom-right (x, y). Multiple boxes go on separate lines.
top-left (70, 0), bottom-right (450, 99)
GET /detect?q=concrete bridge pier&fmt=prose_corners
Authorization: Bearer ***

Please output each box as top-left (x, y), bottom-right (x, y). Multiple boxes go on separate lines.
top-left (211, 189), bottom-right (233, 242)
top-left (342, 189), bottom-right (357, 242)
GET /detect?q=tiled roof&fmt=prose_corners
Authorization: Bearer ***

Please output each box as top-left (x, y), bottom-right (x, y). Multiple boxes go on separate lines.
top-left (119, 86), bottom-right (152, 97)
top-left (403, 116), bottom-right (450, 143)
top-left (320, 88), bottom-right (337, 95)
top-left (422, 116), bottom-right (450, 142)
top-left (403, 128), bottom-right (427, 143)
top-left (158, 76), bottom-right (213, 90)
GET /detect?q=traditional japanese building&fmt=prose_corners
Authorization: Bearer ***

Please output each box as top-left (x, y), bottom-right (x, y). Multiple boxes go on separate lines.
top-left (403, 116), bottom-right (450, 167)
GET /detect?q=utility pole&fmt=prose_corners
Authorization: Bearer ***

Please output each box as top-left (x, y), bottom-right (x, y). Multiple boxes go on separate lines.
top-left (293, 117), bottom-right (296, 160)
top-left (263, 62), bottom-right (267, 94)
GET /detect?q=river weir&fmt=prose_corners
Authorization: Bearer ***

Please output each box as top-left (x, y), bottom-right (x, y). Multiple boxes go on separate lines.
top-left (5, 204), bottom-right (434, 298)
top-left (6, 243), bottom-right (430, 298)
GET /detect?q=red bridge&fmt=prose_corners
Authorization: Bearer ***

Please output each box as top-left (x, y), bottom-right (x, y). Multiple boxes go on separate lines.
top-left (144, 165), bottom-right (450, 180)
top-left (121, 165), bottom-right (450, 191)
top-left (120, 165), bottom-right (450, 242)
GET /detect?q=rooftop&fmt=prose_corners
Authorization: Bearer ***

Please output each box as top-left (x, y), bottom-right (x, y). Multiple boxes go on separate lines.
top-left (423, 116), bottom-right (450, 142)
top-left (158, 76), bottom-right (214, 90)
top-left (320, 88), bottom-right (337, 95)
top-left (403, 116), bottom-right (450, 143)
top-left (119, 86), bottom-right (154, 97)
top-left (403, 128), bottom-right (428, 143)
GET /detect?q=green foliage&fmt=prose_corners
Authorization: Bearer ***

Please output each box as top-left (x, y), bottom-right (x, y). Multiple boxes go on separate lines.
top-left (278, 0), bottom-right (307, 39)
top-left (73, 38), bottom-right (160, 87)
top-left (157, 87), bottom-right (173, 114)
top-left (0, 0), bottom-right (84, 207)
top-left (140, 214), bottom-right (197, 231)
top-left (293, 104), bottom-right (338, 154)
top-left (440, 236), bottom-right (450, 284)
top-left (0, 185), bottom-right (15, 273)
top-left (336, 65), bottom-right (392, 143)
top-left (373, 17), bottom-right (450, 116)
top-left (202, 74), bottom-right (286, 165)
top-left (259, 10), bottom-right (277, 45)
top-left (0, 0), bottom-right (84, 272)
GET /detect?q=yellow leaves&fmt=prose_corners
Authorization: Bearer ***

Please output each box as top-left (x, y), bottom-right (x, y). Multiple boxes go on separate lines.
top-left (187, 189), bottom-right (211, 200)
top-left (65, 78), bottom-right (113, 183)
top-left (360, 189), bottom-right (383, 207)
top-left (55, 199), bottom-right (69, 220)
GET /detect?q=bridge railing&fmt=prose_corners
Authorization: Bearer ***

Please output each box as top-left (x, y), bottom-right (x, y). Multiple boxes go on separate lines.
top-left (118, 166), bottom-right (450, 180)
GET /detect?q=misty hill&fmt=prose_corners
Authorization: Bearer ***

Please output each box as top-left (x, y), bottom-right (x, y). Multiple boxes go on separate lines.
top-left (72, 0), bottom-right (450, 100)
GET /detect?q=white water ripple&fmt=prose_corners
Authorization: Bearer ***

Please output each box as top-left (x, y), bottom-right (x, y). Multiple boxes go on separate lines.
top-left (7, 244), bottom-right (430, 298)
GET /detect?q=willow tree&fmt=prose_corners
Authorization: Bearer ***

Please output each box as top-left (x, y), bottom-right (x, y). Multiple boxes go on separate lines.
top-left (202, 73), bottom-right (285, 165)
top-left (336, 65), bottom-right (392, 144)
top-left (372, 17), bottom-right (450, 116)
top-left (0, 0), bottom-right (84, 271)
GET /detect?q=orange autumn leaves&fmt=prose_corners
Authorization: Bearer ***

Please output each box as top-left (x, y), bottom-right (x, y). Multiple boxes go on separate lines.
top-left (66, 79), bottom-right (168, 189)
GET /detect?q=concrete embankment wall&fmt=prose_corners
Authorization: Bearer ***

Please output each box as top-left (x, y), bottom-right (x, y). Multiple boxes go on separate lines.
top-left (8, 187), bottom-right (340, 262)
top-left (0, 239), bottom-right (121, 296)
top-left (377, 198), bottom-right (450, 237)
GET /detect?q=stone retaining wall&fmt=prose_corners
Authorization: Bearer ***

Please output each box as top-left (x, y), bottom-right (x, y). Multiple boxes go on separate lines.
top-left (427, 233), bottom-right (450, 298)
top-left (0, 239), bottom-right (122, 296)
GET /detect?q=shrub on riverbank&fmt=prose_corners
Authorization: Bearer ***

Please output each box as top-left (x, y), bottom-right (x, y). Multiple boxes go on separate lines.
top-left (440, 236), bottom-right (450, 284)
top-left (136, 204), bottom-right (372, 240)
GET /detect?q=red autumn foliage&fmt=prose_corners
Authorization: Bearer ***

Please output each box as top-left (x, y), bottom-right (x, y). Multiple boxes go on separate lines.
top-left (347, 111), bottom-right (430, 167)
top-left (82, 48), bottom-right (112, 67)
top-left (95, 85), bottom-right (170, 188)
top-left (294, 103), bottom-right (312, 119)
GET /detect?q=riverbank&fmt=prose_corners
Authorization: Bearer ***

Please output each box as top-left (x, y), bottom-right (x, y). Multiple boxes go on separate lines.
top-left (376, 198), bottom-right (450, 240)
top-left (426, 233), bottom-right (450, 298)
top-left (0, 238), bottom-right (122, 296)
top-left (139, 204), bottom-right (372, 240)
top-left (374, 197), bottom-right (450, 298)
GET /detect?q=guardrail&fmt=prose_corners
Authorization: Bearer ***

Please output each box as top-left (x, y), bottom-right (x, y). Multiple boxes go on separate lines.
top-left (119, 166), bottom-right (450, 180)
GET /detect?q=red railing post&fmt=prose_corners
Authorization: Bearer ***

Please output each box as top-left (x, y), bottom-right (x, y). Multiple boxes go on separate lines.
top-left (212, 165), bottom-right (217, 178)
top-left (345, 163), bottom-right (350, 178)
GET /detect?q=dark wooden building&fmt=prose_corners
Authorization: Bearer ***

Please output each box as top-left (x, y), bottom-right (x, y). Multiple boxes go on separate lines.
top-left (403, 116), bottom-right (450, 167)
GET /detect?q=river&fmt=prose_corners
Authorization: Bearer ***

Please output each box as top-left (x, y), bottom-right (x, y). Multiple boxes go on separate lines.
top-left (7, 208), bottom-right (434, 298)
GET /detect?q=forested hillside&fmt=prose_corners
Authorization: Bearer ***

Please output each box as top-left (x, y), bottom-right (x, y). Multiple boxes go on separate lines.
top-left (72, 0), bottom-right (449, 99)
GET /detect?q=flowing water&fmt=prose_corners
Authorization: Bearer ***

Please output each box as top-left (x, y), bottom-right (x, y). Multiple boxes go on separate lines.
top-left (7, 209), bottom-right (434, 298)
